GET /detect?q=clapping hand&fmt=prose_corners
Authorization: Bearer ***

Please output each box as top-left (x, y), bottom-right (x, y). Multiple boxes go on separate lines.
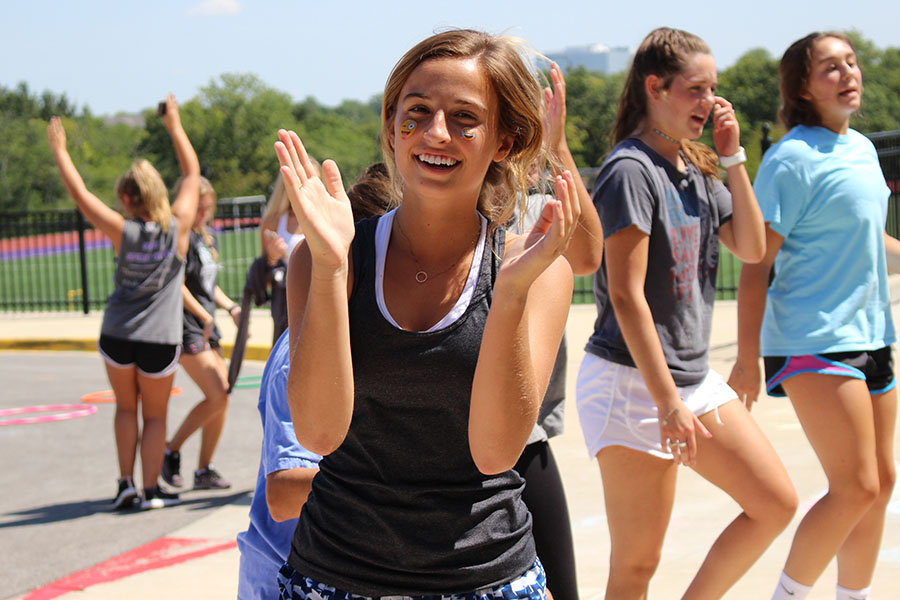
top-left (542, 62), bottom-right (567, 152)
top-left (274, 130), bottom-right (355, 275)
top-left (498, 170), bottom-right (579, 293)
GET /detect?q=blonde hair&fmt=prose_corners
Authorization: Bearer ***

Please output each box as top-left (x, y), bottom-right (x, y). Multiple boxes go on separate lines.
top-left (114, 159), bottom-right (172, 231)
top-left (614, 27), bottom-right (720, 179)
top-left (262, 159), bottom-right (323, 224)
top-left (174, 175), bottom-right (218, 260)
top-left (380, 29), bottom-right (545, 232)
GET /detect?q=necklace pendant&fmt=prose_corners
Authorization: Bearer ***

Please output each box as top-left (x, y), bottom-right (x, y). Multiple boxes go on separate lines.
top-left (415, 271), bottom-right (428, 283)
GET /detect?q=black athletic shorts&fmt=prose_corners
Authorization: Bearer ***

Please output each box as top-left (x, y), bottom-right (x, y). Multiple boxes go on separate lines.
top-left (764, 346), bottom-right (895, 397)
top-left (98, 334), bottom-right (180, 377)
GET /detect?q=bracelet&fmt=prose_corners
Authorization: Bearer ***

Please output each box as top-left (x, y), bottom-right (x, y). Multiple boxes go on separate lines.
top-left (719, 146), bottom-right (746, 168)
top-left (227, 303), bottom-right (239, 314)
top-left (661, 407), bottom-right (679, 427)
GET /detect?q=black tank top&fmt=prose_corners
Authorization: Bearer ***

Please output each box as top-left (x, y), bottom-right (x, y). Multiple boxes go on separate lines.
top-left (288, 215), bottom-right (535, 595)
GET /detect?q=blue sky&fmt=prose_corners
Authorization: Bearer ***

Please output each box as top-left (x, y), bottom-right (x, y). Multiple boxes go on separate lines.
top-left (2, 0), bottom-right (897, 116)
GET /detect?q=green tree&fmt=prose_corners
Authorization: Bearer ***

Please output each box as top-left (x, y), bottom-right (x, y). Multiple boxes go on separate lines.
top-left (562, 67), bottom-right (625, 168)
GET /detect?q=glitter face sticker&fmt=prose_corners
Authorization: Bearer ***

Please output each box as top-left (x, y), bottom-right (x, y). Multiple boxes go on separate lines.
top-left (461, 128), bottom-right (477, 141)
top-left (400, 120), bottom-right (417, 139)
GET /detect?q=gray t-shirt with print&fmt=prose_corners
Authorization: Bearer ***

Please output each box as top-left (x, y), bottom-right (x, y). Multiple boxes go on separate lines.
top-left (585, 139), bottom-right (732, 386)
top-left (101, 218), bottom-right (184, 345)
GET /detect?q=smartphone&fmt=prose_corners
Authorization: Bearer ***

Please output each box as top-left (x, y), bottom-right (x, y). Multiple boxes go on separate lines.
top-left (157, 101), bottom-right (166, 116)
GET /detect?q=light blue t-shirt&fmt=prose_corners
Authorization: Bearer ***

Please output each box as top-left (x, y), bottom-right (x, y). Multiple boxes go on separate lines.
top-left (236, 330), bottom-right (321, 600)
top-left (755, 125), bottom-right (895, 356)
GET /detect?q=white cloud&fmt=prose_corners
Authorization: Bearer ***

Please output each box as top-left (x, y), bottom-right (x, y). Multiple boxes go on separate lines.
top-left (186, 0), bottom-right (242, 17)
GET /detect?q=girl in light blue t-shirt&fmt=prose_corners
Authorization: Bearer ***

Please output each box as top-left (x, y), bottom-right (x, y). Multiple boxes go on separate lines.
top-left (730, 32), bottom-right (900, 600)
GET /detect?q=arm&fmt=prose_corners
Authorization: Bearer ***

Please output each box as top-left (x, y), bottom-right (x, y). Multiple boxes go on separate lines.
top-left (160, 94), bottom-right (201, 258)
top-left (260, 352), bottom-right (322, 522)
top-left (885, 232), bottom-right (900, 274)
top-left (276, 130), bottom-right (356, 456)
top-left (213, 285), bottom-right (240, 326)
top-left (728, 226), bottom-right (784, 409)
top-left (182, 285), bottom-right (214, 344)
top-left (47, 117), bottom-right (125, 253)
top-left (712, 96), bottom-right (765, 263)
top-left (544, 63), bottom-right (604, 275)
top-left (265, 467), bottom-right (319, 522)
top-left (604, 226), bottom-right (710, 466)
top-left (469, 173), bottom-right (578, 475)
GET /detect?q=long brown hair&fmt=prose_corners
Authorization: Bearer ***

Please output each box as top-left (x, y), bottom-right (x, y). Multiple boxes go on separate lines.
top-left (778, 32), bottom-right (855, 130)
top-left (380, 29), bottom-right (544, 232)
top-left (613, 27), bottom-right (719, 178)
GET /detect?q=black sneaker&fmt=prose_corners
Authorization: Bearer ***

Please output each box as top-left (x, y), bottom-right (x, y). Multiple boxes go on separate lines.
top-left (194, 465), bottom-right (231, 490)
top-left (161, 449), bottom-right (183, 488)
top-left (140, 487), bottom-right (181, 510)
top-left (112, 477), bottom-right (138, 509)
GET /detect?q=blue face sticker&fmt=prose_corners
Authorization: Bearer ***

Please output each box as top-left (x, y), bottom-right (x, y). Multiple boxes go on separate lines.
top-left (461, 128), bottom-right (477, 141)
top-left (400, 120), bottom-right (417, 139)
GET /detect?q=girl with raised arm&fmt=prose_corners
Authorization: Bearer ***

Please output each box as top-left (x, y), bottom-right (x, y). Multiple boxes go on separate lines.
top-left (161, 176), bottom-right (240, 491)
top-left (275, 29), bottom-right (578, 599)
top-left (729, 32), bottom-right (899, 600)
top-left (575, 27), bottom-right (796, 598)
top-left (47, 94), bottom-right (200, 510)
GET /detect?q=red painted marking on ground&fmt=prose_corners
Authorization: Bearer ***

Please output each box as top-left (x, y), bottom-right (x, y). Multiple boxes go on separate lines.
top-left (81, 386), bottom-right (183, 404)
top-left (22, 537), bottom-right (237, 599)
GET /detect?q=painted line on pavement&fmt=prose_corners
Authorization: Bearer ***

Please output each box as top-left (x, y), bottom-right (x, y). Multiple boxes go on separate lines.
top-left (22, 537), bottom-right (237, 599)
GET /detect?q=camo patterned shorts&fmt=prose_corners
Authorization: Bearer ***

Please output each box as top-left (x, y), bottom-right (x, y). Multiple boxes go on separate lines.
top-left (277, 559), bottom-right (546, 600)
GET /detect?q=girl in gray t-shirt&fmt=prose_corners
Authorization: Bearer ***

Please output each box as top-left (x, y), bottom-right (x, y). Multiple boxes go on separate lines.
top-left (575, 27), bottom-right (796, 598)
top-left (47, 95), bottom-right (201, 511)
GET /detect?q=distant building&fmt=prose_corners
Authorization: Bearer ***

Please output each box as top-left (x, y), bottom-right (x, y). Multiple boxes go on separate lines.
top-left (545, 43), bottom-right (633, 75)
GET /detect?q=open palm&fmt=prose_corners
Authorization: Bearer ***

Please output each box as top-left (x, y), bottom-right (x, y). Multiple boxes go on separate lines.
top-left (499, 171), bottom-right (578, 290)
top-left (274, 129), bottom-right (355, 271)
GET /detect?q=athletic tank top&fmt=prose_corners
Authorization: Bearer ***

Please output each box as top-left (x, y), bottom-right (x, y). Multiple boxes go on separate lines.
top-left (101, 217), bottom-right (184, 345)
top-left (288, 215), bottom-right (535, 595)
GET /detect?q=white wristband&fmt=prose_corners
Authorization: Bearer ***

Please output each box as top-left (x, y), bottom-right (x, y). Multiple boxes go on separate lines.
top-left (719, 146), bottom-right (746, 168)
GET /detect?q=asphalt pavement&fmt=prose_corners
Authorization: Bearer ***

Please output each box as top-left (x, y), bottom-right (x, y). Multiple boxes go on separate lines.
top-left (1, 303), bottom-right (898, 599)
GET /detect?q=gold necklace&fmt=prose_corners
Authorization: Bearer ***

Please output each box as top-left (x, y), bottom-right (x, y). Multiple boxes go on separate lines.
top-left (394, 214), bottom-right (480, 284)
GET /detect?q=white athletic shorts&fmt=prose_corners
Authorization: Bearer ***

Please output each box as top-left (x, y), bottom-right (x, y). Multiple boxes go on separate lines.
top-left (575, 353), bottom-right (737, 460)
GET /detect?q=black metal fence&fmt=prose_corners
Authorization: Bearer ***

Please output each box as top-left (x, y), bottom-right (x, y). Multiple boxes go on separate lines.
top-left (0, 196), bottom-right (265, 313)
top-left (3, 132), bottom-right (900, 313)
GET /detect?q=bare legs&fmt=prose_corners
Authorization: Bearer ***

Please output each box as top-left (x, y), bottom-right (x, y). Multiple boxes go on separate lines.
top-left (684, 400), bottom-right (797, 597)
top-left (599, 446), bottom-right (677, 599)
top-left (106, 362), bottom-right (175, 490)
top-left (598, 399), bottom-right (797, 599)
top-left (168, 347), bottom-right (229, 470)
top-left (780, 375), bottom-right (897, 590)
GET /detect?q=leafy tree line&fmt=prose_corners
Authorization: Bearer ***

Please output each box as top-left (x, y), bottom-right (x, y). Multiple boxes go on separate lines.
top-left (564, 31), bottom-right (900, 180)
top-left (2, 32), bottom-right (898, 214)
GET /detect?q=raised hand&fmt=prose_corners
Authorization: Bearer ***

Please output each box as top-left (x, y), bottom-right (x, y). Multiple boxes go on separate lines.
top-left (542, 62), bottom-right (567, 151)
top-left (160, 94), bottom-right (182, 133)
top-left (47, 116), bottom-right (67, 154)
top-left (274, 129), bottom-right (354, 274)
top-left (498, 170), bottom-right (579, 293)
top-left (712, 96), bottom-right (741, 157)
